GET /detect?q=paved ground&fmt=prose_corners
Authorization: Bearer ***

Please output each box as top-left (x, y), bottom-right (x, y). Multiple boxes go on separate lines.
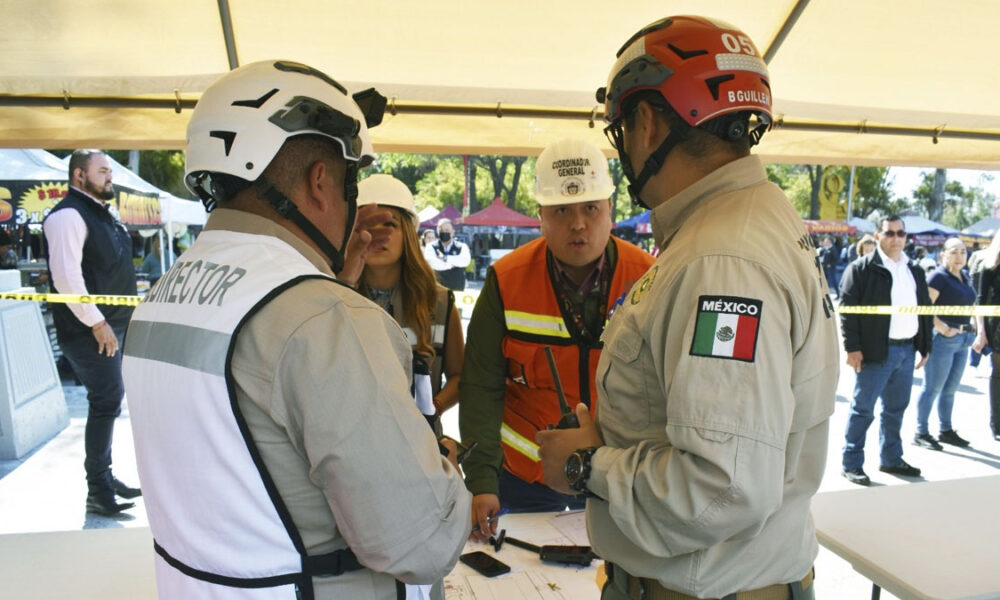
top-left (3, 294), bottom-right (999, 598)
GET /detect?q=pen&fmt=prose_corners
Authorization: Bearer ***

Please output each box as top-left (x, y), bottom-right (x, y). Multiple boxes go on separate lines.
top-left (472, 507), bottom-right (510, 533)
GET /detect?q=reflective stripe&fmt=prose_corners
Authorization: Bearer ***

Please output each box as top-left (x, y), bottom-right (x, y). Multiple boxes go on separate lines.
top-left (500, 423), bottom-right (540, 461)
top-left (124, 320), bottom-right (230, 377)
top-left (504, 310), bottom-right (572, 338)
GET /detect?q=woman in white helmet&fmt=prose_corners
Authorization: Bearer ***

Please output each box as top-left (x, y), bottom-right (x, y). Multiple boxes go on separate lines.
top-left (357, 174), bottom-right (465, 424)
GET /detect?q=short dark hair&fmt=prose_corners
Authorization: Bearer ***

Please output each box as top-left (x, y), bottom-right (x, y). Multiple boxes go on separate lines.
top-left (67, 149), bottom-right (106, 181)
top-left (623, 91), bottom-right (751, 158)
top-left (879, 215), bottom-right (903, 231)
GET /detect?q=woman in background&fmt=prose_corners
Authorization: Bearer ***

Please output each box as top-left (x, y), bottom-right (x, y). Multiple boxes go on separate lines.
top-left (914, 238), bottom-right (976, 449)
top-left (357, 174), bottom-right (464, 424)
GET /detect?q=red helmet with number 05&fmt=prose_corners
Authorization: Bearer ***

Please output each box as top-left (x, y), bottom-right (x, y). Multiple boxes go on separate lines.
top-left (598, 15), bottom-right (772, 132)
top-left (596, 16), bottom-right (773, 207)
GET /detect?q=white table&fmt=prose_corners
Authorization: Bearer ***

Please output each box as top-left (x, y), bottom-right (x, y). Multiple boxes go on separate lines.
top-left (811, 475), bottom-right (1000, 600)
top-left (0, 527), bottom-right (157, 599)
top-left (0, 512), bottom-right (599, 599)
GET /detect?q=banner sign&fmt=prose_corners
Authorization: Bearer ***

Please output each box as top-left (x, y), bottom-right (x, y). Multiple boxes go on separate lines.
top-left (0, 181), bottom-right (160, 228)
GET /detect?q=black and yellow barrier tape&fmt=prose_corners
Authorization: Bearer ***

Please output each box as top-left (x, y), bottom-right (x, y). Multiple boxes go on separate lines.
top-left (836, 305), bottom-right (999, 316)
top-left (1, 290), bottom-right (995, 317)
top-left (0, 291), bottom-right (142, 307)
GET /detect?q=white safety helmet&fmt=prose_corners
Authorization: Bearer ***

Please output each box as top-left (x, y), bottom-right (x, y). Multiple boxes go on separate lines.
top-left (185, 59), bottom-right (384, 208)
top-left (357, 174), bottom-right (418, 219)
top-left (534, 138), bottom-right (616, 207)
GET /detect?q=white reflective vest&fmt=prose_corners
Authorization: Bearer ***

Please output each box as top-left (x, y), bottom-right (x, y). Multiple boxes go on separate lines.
top-left (123, 230), bottom-right (364, 600)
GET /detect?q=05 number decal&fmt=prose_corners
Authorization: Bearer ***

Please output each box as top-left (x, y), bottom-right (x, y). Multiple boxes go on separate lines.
top-left (721, 33), bottom-right (755, 55)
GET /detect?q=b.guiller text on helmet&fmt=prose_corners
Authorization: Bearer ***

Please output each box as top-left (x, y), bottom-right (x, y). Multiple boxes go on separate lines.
top-left (727, 90), bottom-right (769, 105)
top-left (552, 157), bottom-right (591, 177)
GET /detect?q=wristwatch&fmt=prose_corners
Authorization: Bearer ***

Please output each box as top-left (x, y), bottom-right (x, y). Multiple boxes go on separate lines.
top-left (565, 447), bottom-right (600, 496)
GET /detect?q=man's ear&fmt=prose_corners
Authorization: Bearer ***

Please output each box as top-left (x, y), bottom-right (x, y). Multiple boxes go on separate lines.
top-left (634, 100), bottom-right (669, 152)
top-left (305, 160), bottom-right (335, 212)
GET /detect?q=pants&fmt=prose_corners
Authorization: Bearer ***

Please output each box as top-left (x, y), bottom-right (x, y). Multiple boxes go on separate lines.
top-left (58, 327), bottom-right (126, 493)
top-left (916, 331), bottom-right (973, 434)
top-left (843, 342), bottom-right (915, 470)
top-left (991, 353), bottom-right (1000, 434)
top-left (498, 468), bottom-right (584, 513)
top-left (600, 562), bottom-right (815, 600)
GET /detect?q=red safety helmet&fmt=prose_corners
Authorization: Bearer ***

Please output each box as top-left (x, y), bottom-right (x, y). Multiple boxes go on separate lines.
top-left (598, 15), bottom-right (772, 136)
top-left (597, 16), bottom-right (773, 207)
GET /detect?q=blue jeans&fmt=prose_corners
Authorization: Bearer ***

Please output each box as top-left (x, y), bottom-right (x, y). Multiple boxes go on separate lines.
top-left (843, 343), bottom-right (916, 469)
top-left (916, 331), bottom-right (973, 434)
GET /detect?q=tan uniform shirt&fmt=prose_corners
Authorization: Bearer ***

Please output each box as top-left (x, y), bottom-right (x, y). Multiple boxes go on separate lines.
top-left (209, 210), bottom-right (471, 599)
top-left (585, 156), bottom-right (838, 597)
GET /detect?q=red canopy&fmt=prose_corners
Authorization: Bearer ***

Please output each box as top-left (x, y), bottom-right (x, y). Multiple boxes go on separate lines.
top-left (462, 198), bottom-right (540, 227)
top-left (419, 204), bottom-right (462, 229)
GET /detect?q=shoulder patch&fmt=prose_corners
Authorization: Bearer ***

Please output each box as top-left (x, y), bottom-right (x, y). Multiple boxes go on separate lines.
top-left (690, 295), bottom-right (762, 362)
top-left (629, 266), bottom-right (658, 306)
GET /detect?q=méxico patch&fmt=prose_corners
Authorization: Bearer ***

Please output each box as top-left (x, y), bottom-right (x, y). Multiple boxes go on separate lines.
top-left (690, 295), bottom-right (762, 362)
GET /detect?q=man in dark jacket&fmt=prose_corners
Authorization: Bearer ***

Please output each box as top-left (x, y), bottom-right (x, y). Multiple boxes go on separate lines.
top-left (839, 215), bottom-right (932, 485)
top-left (43, 150), bottom-right (140, 515)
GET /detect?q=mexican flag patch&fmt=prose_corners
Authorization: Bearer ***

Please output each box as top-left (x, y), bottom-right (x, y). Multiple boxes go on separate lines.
top-left (690, 295), bottom-right (763, 362)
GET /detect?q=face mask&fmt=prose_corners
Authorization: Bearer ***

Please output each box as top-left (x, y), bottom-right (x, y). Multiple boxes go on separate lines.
top-left (439, 232), bottom-right (452, 243)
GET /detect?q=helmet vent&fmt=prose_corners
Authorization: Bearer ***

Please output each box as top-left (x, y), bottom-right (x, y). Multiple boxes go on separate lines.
top-left (667, 44), bottom-right (708, 60)
top-left (209, 130), bottom-right (237, 156)
top-left (231, 88), bottom-right (279, 109)
top-left (704, 75), bottom-right (736, 101)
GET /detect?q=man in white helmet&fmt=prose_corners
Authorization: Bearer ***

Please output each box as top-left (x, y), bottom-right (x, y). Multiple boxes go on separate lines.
top-left (121, 60), bottom-right (471, 600)
top-left (535, 16), bottom-right (836, 599)
top-left (460, 138), bottom-right (653, 539)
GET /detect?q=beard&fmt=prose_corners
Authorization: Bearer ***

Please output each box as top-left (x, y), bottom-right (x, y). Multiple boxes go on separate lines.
top-left (84, 179), bottom-right (115, 201)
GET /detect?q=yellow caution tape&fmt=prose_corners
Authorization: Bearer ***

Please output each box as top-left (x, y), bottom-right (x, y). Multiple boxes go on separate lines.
top-left (0, 291), bottom-right (142, 307)
top-left (837, 304), bottom-right (1000, 317)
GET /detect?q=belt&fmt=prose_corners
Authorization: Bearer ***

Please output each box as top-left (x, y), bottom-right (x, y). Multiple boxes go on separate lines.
top-left (888, 337), bottom-right (915, 346)
top-left (613, 563), bottom-right (814, 600)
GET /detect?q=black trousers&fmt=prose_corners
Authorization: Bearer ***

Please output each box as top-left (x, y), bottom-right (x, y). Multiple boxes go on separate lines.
top-left (57, 327), bottom-right (126, 493)
top-left (498, 468), bottom-right (585, 513)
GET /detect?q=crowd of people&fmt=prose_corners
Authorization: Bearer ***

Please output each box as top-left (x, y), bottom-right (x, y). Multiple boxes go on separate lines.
top-left (23, 11), bottom-right (1000, 600)
top-left (835, 220), bottom-right (1000, 487)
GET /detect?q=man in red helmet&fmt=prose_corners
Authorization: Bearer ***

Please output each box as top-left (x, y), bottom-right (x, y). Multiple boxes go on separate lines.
top-left (536, 15), bottom-right (837, 600)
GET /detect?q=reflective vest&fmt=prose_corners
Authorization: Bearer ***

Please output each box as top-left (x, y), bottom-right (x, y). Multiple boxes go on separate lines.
top-left (122, 230), bottom-right (366, 600)
top-left (493, 237), bottom-right (654, 484)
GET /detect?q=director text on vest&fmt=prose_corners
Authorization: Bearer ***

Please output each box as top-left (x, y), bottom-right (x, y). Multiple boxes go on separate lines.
top-left (145, 259), bottom-right (247, 306)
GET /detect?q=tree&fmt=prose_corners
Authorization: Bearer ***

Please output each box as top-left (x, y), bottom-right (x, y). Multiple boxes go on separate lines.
top-left (912, 171), bottom-right (995, 230)
top-left (370, 153), bottom-right (439, 196)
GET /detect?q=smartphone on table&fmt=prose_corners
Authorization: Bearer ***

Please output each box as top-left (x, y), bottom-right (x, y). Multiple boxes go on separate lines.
top-left (459, 551), bottom-right (510, 577)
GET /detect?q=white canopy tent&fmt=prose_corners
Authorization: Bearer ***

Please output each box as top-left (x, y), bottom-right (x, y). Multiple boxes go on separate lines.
top-left (1, 0), bottom-right (999, 168)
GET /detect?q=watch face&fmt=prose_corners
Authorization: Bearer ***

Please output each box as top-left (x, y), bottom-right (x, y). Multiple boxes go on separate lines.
top-left (565, 453), bottom-right (583, 483)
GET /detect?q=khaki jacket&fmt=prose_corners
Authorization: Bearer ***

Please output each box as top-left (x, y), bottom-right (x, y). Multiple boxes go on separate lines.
top-left (585, 156), bottom-right (838, 597)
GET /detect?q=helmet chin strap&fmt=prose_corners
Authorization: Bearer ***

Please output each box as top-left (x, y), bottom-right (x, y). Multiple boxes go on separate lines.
top-left (617, 131), bottom-right (683, 210)
top-left (253, 166), bottom-right (358, 273)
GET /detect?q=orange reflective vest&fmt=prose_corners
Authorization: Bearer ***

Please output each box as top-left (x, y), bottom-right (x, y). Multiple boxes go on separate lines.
top-left (494, 237), bottom-right (654, 484)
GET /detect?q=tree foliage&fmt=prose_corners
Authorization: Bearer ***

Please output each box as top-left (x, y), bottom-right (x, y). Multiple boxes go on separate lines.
top-left (911, 170), bottom-right (995, 230)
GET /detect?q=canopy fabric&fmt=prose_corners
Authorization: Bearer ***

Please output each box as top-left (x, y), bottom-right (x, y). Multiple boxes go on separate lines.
top-left (964, 217), bottom-right (1000, 238)
top-left (419, 204), bottom-right (462, 229)
top-left (848, 217), bottom-right (876, 235)
top-left (616, 210), bottom-right (652, 234)
top-left (463, 199), bottom-right (540, 227)
top-left (2, 1), bottom-right (1000, 168)
top-left (901, 215), bottom-right (958, 235)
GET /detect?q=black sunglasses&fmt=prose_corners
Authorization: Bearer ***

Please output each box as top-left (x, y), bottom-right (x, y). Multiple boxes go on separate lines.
top-left (880, 230), bottom-right (907, 238)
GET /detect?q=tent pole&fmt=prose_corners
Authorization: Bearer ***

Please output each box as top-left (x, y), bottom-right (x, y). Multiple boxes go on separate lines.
top-left (846, 165), bottom-right (856, 220)
top-left (216, 0), bottom-right (240, 70)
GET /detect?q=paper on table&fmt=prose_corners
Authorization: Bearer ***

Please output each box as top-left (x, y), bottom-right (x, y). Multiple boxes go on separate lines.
top-left (549, 511), bottom-right (589, 546)
top-left (446, 570), bottom-right (571, 600)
